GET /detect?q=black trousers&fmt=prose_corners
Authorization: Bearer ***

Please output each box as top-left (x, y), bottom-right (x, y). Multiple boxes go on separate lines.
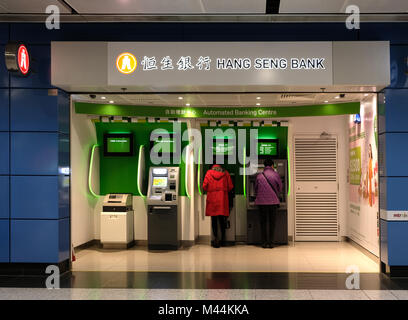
top-left (211, 216), bottom-right (227, 242)
top-left (259, 205), bottom-right (278, 245)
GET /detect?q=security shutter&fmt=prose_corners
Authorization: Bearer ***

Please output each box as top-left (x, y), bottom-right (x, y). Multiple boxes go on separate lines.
top-left (294, 135), bottom-right (339, 241)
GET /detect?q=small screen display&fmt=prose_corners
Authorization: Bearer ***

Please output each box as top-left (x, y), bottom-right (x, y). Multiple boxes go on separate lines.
top-left (152, 138), bottom-right (175, 154)
top-left (213, 141), bottom-right (235, 156)
top-left (257, 141), bottom-right (278, 156)
top-left (107, 137), bottom-right (131, 153)
top-left (104, 133), bottom-right (133, 157)
top-left (153, 177), bottom-right (168, 187)
top-left (152, 168), bottom-right (168, 176)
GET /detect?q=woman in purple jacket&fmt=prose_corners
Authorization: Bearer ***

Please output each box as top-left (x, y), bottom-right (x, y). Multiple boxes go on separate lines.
top-left (255, 157), bottom-right (282, 248)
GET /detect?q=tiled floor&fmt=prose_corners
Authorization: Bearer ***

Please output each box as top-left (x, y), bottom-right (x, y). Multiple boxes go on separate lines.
top-left (0, 288), bottom-right (407, 300)
top-left (72, 242), bottom-right (379, 273)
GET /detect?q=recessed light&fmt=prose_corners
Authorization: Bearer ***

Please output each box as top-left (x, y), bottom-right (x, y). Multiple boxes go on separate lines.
top-left (256, 103), bottom-right (261, 106)
top-left (324, 100), bottom-right (329, 103)
top-left (101, 96), bottom-right (106, 100)
top-left (335, 96), bottom-right (340, 99)
top-left (256, 97), bottom-right (261, 100)
top-left (109, 100), bottom-right (114, 103)
top-left (186, 103), bottom-right (190, 106)
top-left (178, 97), bottom-right (183, 100)
top-left (364, 94), bottom-right (369, 96)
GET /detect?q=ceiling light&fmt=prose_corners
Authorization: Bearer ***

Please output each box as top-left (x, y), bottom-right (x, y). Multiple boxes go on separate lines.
top-left (364, 94), bottom-right (369, 96)
top-left (256, 103), bottom-right (261, 106)
top-left (109, 100), bottom-right (114, 103)
top-left (101, 96), bottom-right (106, 100)
top-left (335, 96), bottom-right (340, 99)
top-left (256, 97), bottom-right (261, 100)
top-left (186, 103), bottom-right (190, 106)
top-left (178, 96), bottom-right (183, 100)
top-left (324, 100), bottom-right (329, 103)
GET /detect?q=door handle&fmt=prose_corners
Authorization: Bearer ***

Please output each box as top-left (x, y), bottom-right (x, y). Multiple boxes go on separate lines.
top-left (152, 206), bottom-right (172, 210)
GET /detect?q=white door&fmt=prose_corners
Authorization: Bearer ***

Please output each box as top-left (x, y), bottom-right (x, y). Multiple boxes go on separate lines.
top-left (294, 135), bottom-right (339, 241)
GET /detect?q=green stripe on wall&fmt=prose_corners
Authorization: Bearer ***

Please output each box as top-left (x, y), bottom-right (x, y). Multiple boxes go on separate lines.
top-left (75, 102), bottom-right (360, 119)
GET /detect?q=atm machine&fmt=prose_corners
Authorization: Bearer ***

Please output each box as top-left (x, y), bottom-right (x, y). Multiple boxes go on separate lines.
top-left (101, 194), bottom-right (134, 249)
top-left (224, 173), bottom-right (236, 246)
top-left (247, 140), bottom-right (288, 245)
top-left (147, 167), bottom-right (181, 250)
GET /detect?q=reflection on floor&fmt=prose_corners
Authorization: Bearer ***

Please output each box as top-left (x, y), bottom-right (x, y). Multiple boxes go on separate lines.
top-left (0, 288), bottom-right (407, 300)
top-left (72, 241), bottom-right (379, 273)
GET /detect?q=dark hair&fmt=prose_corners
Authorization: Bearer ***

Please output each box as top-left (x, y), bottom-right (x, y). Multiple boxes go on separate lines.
top-left (264, 157), bottom-right (274, 168)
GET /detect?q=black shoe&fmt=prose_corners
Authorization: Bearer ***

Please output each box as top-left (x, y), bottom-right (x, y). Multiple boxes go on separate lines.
top-left (262, 243), bottom-right (268, 248)
top-left (213, 240), bottom-right (220, 248)
top-left (268, 243), bottom-right (275, 248)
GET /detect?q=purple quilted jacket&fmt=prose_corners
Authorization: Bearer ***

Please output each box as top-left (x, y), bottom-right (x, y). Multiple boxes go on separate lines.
top-left (254, 166), bottom-right (282, 205)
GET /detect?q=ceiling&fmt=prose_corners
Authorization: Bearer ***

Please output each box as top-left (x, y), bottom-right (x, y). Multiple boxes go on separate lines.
top-left (72, 92), bottom-right (372, 108)
top-left (280, 0), bottom-right (408, 13)
top-left (0, 0), bottom-right (407, 14)
top-left (0, 0), bottom-right (71, 13)
top-left (0, 0), bottom-right (267, 14)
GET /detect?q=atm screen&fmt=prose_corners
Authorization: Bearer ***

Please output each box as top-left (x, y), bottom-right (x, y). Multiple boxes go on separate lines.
top-left (152, 137), bottom-right (175, 154)
top-left (104, 133), bottom-right (133, 156)
top-left (257, 140), bottom-right (278, 157)
top-left (153, 177), bottom-right (168, 187)
top-left (213, 140), bottom-right (235, 156)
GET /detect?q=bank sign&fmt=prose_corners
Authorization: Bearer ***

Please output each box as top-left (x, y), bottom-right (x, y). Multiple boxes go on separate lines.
top-left (107, 42), bottom-right (332, 88)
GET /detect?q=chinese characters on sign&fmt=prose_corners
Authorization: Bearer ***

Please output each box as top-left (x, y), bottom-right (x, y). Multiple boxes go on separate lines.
top-left (161, 108), bottom-right (278, 118)
top-left (139, 55), bottom-right (211, 71)
top-left (117, 54), bottom-right (326, 73)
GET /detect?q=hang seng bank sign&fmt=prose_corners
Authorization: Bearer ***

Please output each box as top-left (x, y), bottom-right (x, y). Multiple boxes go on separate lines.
top-left (107, 42), bottom-right (333, 87)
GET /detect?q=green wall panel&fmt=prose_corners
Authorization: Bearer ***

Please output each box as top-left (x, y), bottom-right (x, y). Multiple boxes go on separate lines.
top-left (200, 125), bottom-right (288, 195)
top-left (95, 122), bottom-right (188, 196)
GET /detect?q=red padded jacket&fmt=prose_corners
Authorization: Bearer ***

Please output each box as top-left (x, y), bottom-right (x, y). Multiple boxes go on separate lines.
top-left (203, 165), bottom-right (234, 216)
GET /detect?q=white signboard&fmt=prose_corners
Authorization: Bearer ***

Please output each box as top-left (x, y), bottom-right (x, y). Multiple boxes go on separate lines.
top-left (107, 42), bottom-right (333, 88)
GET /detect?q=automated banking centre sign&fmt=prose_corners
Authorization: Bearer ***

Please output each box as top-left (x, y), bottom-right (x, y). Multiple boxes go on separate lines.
top-left (75, 102), bottom-right (360, 119)
top-left (108, 42), bottom-right (333, 87)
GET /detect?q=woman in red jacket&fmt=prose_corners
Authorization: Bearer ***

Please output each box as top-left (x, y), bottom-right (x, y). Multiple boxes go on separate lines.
top-left (203, 164), bottom-right (234, 248)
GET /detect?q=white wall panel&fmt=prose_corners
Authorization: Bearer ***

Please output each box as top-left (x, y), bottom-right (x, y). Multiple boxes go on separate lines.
top-left (70, 102), bottom-right (99, 247)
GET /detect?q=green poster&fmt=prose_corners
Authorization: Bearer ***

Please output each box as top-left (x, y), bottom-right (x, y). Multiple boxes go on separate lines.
top-left (349, 146), bottom-right (361, 185)
top-left (374, 114), bottom-right (378, 149)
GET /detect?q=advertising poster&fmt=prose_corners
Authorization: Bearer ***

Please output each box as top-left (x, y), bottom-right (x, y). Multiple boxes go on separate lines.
top-left (348, 97), bottom-right (379, 256)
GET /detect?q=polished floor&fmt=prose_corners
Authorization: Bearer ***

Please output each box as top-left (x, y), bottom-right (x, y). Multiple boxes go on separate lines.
top-left (0, 288), bottom-right (407, 300)
top-left (72, 242), bottom-right (379, 273)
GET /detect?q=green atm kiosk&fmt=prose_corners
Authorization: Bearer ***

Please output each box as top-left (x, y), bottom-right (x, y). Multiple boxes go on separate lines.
top-left (247, 138), bottom-right (288, 245)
